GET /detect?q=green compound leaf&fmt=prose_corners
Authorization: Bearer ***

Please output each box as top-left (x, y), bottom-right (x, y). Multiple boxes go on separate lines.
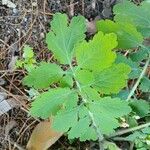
top-left (76, 31), bottom-right (117, 72)
top-left (23, 13), bottom-right (133, 142)
top-left (114, 0), bottom-right (150, 37)
top-left (96, 20), bottom-right (143, 49)
top-left (23, 62), bottom-right (63, 89)
top-left (46, 13), bottom-right (86, 64)
top-left (93, 63), bottom-right (131, 94)
top-left (30, 88), bottom-right (78, 119)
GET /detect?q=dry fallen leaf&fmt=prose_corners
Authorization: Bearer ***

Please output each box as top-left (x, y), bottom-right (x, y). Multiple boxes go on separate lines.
top-left (26, 120), bottom-right (63, 150)
top-left (86, 16), bottom-right (101, 35)
top-left (68, 0), bottom-right (75, 17)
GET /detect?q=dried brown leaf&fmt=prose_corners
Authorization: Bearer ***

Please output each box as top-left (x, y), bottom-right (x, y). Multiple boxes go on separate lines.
top-left (86, 16), bottom-right (100, 34)
top-left (26, 120), bottom-right (63, 150)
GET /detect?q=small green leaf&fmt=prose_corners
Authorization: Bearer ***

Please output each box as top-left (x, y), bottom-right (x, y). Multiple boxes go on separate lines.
top-left (68, 116), bottom-right (90, 139)
top-left (46, 13), bottom-right (86, 64)
top-left (126, 116), bottom-right (138, 127)
top-left (23, 45), bottom-right (34, 59)
top-left (139, 77), bottom-right (150, 93)
top-left (104, 141), bottom-right (121, 150)
top-left (114, 0), bottom-right (150, 37)
top-left (76, 31), bottom-right (117, 72)
top-left (96, 20), bottom-right (143, 49)
top-left (142, 127), bottom-right (150, 134)
top-left (115, 90), bottom-right (130, 100)
top-left (60, 75), bottom-right (73, 88)
top-left (80, 126), bottom-right (97, 141)
top-left (125, 131), bottom-right (143, 141)
top-left (24, 64), bottom-right (35, 72)
top-left (81, 87), bottom-right (100, 101)
top-left (53, 108), bottom-right (78, 132)
top-left (130, 99), bottom-right (150, 117)
top-left (30, 88), bottom-right (78, 119)
top-left (23, 62), bottom-right (63, 89)
top-left (130, 47), bottom-right (149, 62)
top-left (89, 97), bottom-right (131, 134)
top-left (76, 69), bottom-right (94, 85)
top-left (93, 63), bottom-right (131, 94)
top-left (16, 45), bottom-right (36, 72)
top-left (115, 54), bottom-right (141, 79)
top-left (16, 60), bottom-right (23, 68)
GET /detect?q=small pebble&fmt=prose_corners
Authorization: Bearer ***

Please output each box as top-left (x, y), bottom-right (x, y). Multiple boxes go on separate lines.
top-left (12, 8), bottom-right (18, 15)
top-left (40, 32), bottom-right (45, 39)
top-left (0, 78), bottom-right (6, 86)
top-left (0, 92), bottom-right (7, 102)
top-left (32, 2), bottom-right (37, 7)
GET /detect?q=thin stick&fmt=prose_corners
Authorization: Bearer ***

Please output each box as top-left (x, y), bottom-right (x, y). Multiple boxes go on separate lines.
top-left (109, 122), bottom-right (150, 138)
top-left (126, 55), bottom-right (150, 101)
top-left (81, 0), bottom-right (85, 15)
top-left (0, 85), bottom-right (28, 109)
top-left (43, 0), bottom-right (47, 21)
